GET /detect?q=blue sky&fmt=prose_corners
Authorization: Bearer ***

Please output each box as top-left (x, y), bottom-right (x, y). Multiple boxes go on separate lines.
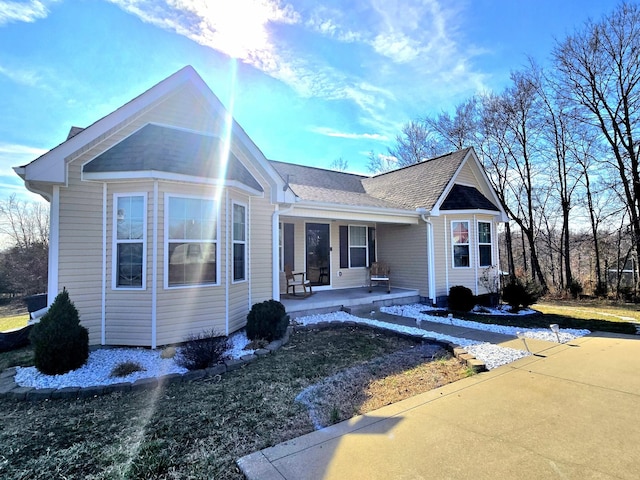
top-left (0, 0), bottom-right (620, 201)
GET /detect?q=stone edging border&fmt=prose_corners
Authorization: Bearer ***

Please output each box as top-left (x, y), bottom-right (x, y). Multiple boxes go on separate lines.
top-left (0, 321), bottom-right (487, 402)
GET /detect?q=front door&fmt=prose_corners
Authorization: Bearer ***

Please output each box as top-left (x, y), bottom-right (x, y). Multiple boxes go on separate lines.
top-left (306, 223), bottom-right (330, 287)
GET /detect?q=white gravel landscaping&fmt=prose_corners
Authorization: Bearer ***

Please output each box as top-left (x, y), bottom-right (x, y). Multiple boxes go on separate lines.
top-left (380, 304), bottom-right (591, 342)
top-left (12, 304), bottom-right (591, 390)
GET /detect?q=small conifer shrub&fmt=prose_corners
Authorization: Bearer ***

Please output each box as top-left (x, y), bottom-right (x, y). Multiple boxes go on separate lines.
top-left (29, 288), bottom-right (89, 375)
top-left (246, 299), bottom-right (289, 342)
top-left (447, 285), bottom-right (476, 312)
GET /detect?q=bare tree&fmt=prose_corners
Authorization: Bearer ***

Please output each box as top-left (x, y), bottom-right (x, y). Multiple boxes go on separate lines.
top-left (0, 194), bottom-right (49, 249)
top-left (553, 2), bottom-right (640, 289)
top-left (329, 157), bottom-right (349, 172)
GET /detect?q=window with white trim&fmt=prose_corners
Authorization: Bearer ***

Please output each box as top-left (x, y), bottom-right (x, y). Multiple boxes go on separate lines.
top-left (232, 203), bottom-right (246, 282)
top-left (166, 196), bottom-right (217, 287)
top-left (349, 225), bottom-right (368, 268)
top-left (478, 221), bottom-right (492, 267)
top-left (114, 194), bottom-right (146, 288)
top-left (452, 221), bottom-right (470, 268)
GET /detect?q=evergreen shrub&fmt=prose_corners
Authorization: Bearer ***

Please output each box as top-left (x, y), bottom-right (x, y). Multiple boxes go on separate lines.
top-left (29, 288), bottom-right (89, 375)
top-left (246, 299), bottom-right (289, 342)
top-left (447, 285), bottom-right (476, 312)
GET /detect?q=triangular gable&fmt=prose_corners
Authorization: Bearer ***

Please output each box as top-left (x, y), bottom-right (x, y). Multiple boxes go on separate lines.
top-left (431, 148), bottom-right (509, 221)
top-left (15, 66), bottom-right (295, 203)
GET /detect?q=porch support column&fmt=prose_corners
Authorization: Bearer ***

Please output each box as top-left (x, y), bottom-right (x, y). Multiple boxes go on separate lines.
top-left (272, 204), bottom-right (294, 300)
top-left (426, 219), bottom-right (436, 304)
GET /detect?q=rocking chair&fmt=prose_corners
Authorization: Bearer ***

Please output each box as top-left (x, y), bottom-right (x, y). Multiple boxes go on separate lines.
top-left (369, 262), bottom-right (391, 293)
top-left (285, 264), bottom-right (312, 297)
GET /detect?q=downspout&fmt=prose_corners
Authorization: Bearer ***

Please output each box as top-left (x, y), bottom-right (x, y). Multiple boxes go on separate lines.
top-left (417, 209), bottom-right (436, 305)
top-left (272, 203), bottom-right (294, 300)
top-left (48, 185), bottom-right (60, 305)
top-left (101, 183), bottom-right (107, 345)
top-left (444, 215), bottom-right (449, 294)
top-left (474, 214), bottom-right (478, 295)
top-left (151, 181), bottom-right (158, 349)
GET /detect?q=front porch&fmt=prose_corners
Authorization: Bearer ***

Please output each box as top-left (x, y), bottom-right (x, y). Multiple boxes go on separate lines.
top-left (280, 287), bottom-right (421, 319)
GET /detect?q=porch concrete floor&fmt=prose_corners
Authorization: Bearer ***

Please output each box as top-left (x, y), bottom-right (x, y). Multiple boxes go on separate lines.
top-left (280, 287), bottom-right (420, 318)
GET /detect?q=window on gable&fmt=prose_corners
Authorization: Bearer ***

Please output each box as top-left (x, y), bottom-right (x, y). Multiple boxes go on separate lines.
top-left (478, 221), bottom-right (492, 267)
top-left (167, 196), bottom-right (217, 287)
top-left (233, 203), bottom-right (246, 282)
top-left (349, 225), bottom-right (368, 268)
top-left (452, 221), bottom-right (470, 268)
top-left (114, 194), bottom-right (146, 288)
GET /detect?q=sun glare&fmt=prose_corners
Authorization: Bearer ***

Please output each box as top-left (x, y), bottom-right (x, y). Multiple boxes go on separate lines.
top-left (203, 1), bottom-right (275, 60)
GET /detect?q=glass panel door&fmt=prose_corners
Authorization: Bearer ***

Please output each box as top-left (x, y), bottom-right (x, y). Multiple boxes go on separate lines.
top-left (306, 223), bottom-right (330, 287)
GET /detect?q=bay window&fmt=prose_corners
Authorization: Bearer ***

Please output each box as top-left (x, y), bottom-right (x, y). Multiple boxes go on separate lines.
top-left (452, 220), bottom-right (470, 268)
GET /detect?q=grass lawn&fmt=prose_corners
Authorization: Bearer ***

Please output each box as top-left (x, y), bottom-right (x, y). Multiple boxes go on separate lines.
top-left (448, 300), bottom-right (638, 334)
top-left (0, 326), bottom-right (467, 479)
top-left (0, 313), bottom-right (29, 332)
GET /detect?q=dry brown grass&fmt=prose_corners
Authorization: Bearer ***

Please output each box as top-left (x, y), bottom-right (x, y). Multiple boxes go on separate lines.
top-left (0, 326), bottom-right (466, 479)
top-left (295, 343), bottom-right (468, 428)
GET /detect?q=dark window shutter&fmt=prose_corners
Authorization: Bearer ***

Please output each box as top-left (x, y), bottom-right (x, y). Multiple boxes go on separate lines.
top-left (339, 225), bottom-right (349, 268)
top-left (284, 223), bottom-right (295, 270)
top-left (368, 227), bottom-right (376, 265)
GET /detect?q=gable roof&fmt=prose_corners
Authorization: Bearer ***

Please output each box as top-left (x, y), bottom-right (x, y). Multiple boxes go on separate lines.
top-left (15, 66), bottom-right (295, 203)
top-left (440, 184), bottom-right (499, 211)
top-left (362, 148), bottom-right (471, 211)
top-left (269, 161), bottom-right (402, 209)
top-left (84, 124), bottom-right (263, 192)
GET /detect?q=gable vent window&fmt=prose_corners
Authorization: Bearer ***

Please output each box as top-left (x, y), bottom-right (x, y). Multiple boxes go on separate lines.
top-left (114, 194), bottom-right (146, 288)
top-left (452, 220), bottom-right (470, 268)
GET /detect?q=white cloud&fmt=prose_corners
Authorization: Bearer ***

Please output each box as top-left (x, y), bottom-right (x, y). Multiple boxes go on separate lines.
top-left (0, 64), bottom-right (43, 87)
top-left (310, 127), bottom-right (388, 141)
top-left (0, 0), bottom-right (56, 26)
top-left (0, 143), bottom-right (48, 175)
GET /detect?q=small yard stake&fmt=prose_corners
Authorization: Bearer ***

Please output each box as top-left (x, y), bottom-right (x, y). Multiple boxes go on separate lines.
top-left (516, 332), bottom-right (531, 353)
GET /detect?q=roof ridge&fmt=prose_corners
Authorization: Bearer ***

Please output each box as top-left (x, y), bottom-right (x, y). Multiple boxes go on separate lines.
top-left (368, 147), bottom-right (471, 179)
top-left (268, 159), bottom-right (368, 179)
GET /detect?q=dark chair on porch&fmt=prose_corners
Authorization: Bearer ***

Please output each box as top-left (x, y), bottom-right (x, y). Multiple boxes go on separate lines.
top-left (368, 261), bottom-right (391, 293)
top-left (285, 264), bottom-right (313, 297)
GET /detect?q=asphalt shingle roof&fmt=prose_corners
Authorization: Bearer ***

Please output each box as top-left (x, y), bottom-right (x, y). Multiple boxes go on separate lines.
top-left (83, 124), bottom-right (263, 192)
top-left (270, 148), bottom-right (474, 212)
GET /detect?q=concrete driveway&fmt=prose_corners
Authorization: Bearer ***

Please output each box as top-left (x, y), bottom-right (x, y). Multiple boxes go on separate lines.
top-left (238, 332), bottom-right (640, 479)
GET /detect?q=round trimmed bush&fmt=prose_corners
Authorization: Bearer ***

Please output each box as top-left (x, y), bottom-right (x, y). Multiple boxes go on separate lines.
top-left (502, 279), bottom-right (542, 312)
top-left (29, 289), bottom-right (89, 375)
top-left (246, 300), bottom-right (289, 342)
top-left (448, 285), bottom-right (476, 312)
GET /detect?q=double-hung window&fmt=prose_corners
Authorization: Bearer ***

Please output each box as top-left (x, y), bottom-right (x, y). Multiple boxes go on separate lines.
top-left (232, 203), bottom-right (246, 282)
top-left (452, 221), bottom-right (470, 268)
top-left (478, 221), bottom-right (492, 267)
top-left (114, 194), bottom-right (146, 288)
top-left (349, 225), bottom-right (367, 268)
top-left (166, 195), bottom-right (217, 287)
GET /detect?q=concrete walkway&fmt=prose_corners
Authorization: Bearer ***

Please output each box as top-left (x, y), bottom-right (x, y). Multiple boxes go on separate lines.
top-left (238, 331), bottom-right (640, 479)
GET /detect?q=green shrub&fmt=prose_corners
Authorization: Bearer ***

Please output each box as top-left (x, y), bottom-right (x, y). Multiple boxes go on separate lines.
top-left (447, 286), bottom-right (476, 312)
top-left (502, 279), bottom-right (542, 312)
top-left (110, 360), bottom-right (146, 378)
top-left (568, 280), bottom-right (583, 299)
top-left (176, 331), bottom-right (230, 371)
top-left (29, 289), bottom-right (89, 375)
top-left (246, 300), bottom-right (289, 342)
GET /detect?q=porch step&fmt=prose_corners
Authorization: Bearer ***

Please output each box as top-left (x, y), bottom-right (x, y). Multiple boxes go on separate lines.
top-left (283, 287), bottom-right (420, 319)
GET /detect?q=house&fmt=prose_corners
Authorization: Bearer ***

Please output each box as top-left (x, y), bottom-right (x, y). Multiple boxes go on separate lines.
top-left (14, 66), bottom-right (508, 348)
